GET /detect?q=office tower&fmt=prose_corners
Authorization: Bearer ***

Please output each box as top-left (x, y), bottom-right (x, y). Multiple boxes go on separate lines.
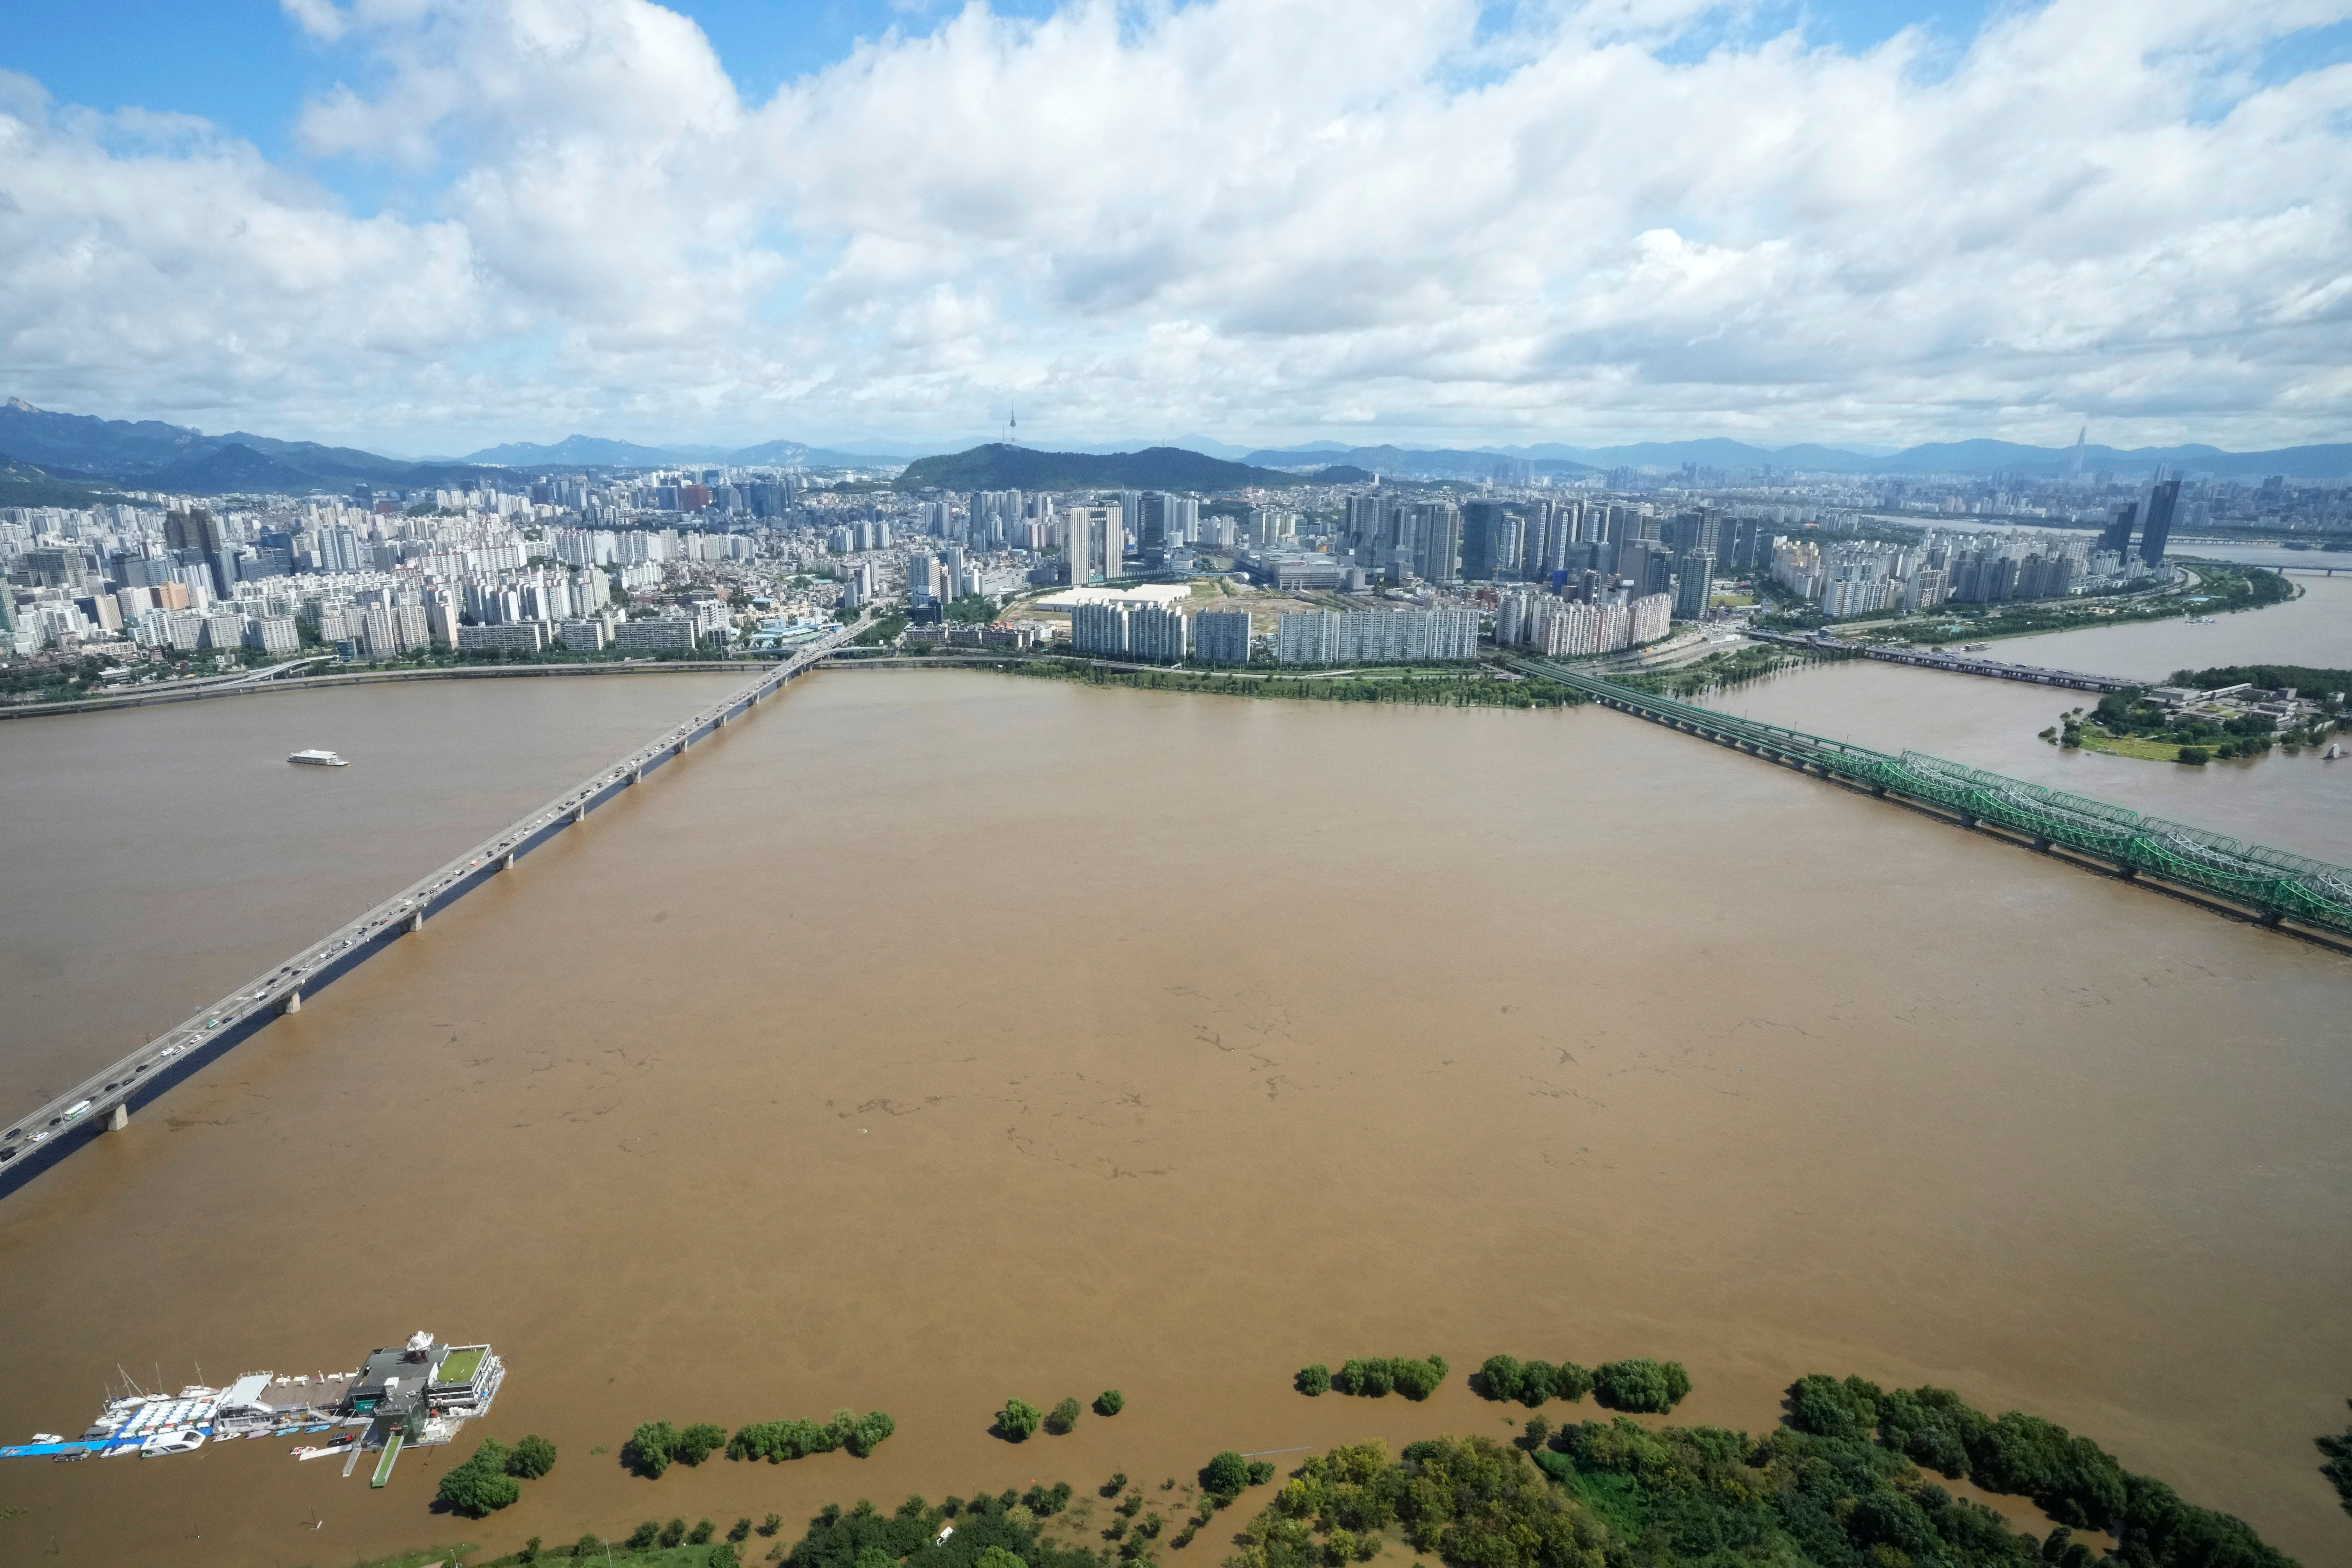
top-left (1064, 504), bottom-right (1122, 583)
top-left (1416, 503), bottom-right (1460, 582)
top-left (1672, 548), bottom-right (1715, 619)
top-left (2098, 503), bottom-right (2136, 557)
top-left (906, 551), bottom-right (940, 605)
top-left (1191, 610), bottom-right (1252, 666)
top-left (1460, 501), bottom-right (1510, 580)
top-left (1116, 490), bottom-right (1142, 559)
top-left (2139, 480), bottom-right (2179, 566)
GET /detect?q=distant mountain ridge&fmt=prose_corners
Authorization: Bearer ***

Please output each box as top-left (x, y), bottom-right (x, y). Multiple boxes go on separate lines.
top-left (894, 444), bottom-right (1345, 492)
top-left (0, 399), bottom-right (917, 494)
top-left (7, 397), bottom-right (2346, 492)
top-left (1241, 436), bottom-right (2352, 479)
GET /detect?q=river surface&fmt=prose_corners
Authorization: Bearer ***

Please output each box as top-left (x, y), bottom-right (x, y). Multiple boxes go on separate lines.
top-left (1715, 574), bottom-right (2352, 864)
top-left (0, 663), bottom-right (2347, 1567)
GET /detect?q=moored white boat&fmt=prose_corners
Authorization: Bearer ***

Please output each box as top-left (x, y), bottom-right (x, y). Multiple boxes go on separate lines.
top-left (287, 750), bottom-right (349, 767)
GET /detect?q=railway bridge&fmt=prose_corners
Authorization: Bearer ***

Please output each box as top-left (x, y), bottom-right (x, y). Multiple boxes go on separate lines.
top-left (0, 623), bottom-right (859, 1195)
top-left (1508, 655), bottom-right (2352, 943)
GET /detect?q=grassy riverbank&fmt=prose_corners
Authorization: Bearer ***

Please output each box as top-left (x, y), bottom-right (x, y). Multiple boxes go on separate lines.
top-left (1609, 643), bottom-right (1847, 699)
top-left (995, 658), bottom-right (1588, 710)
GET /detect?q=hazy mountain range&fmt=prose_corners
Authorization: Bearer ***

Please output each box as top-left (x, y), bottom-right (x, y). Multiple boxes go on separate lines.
top-left (3, 397), bottom-right (2346, 500)
top-left (895, 444), bottom-right (1369, 492)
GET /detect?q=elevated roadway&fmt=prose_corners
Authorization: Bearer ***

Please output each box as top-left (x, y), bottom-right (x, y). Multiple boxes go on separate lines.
top-left (1508, 654), bottom-right (2352, 944)
top-left (0, 623), bottom-right (857, 1196)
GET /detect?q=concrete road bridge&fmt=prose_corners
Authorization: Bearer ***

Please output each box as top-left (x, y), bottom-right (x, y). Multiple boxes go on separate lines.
top-left (1742, 628), bottom-right (2138, 692)
top-left (0, 624), bottom-right (858, 1198)
top-left (1507, 654), bottom-right (2352, 945)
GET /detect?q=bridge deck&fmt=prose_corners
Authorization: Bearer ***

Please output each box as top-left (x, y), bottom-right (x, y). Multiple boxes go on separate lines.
top-left (1508, 654), bottom-right (2352, 942)
top-left (0, 625), bottom-right (856, 1190)
top-left (1741, 628), bottom-right (2139, 691)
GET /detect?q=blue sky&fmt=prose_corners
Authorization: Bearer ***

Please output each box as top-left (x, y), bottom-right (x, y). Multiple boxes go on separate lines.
top-left (2, 0), bottom-right (2347, 453)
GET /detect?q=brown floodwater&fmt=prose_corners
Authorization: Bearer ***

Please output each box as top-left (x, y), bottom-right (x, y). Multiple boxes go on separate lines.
top-left (1711, 574), bottom-right (2352, 866)
top-left (0, 669), bottom-right (2347, 1567)
top-left (0, 671), bottom-right (749, 1110)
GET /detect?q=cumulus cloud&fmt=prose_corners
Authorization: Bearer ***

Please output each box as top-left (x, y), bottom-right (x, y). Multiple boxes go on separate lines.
top-left (5, 0), bottom-right (2352, 451)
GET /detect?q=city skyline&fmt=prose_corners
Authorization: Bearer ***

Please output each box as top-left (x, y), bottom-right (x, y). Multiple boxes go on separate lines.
top-left (2, 0), bottom-right (2349, 456)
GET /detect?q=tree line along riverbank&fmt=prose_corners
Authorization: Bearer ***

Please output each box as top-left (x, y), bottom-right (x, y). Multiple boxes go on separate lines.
top-left (355, 1361), bottom-right (2329, 1568)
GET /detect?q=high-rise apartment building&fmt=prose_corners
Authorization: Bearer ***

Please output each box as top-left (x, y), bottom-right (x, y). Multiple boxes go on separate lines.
top-left (1191, 610), bottom-right (1252, 666)
top-left (1672, 547), bottom-right (1715, 619)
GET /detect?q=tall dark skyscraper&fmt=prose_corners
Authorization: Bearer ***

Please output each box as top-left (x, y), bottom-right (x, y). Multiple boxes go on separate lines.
top-left (2139, 480), bottom-right (2180, 566)
top-left (1461, 500), bottom-right (1510, 581)
top-left (2097, 502), bottom-right (2136, 557)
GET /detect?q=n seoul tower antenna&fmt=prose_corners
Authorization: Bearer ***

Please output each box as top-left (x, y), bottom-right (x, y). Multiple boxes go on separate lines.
top-left (1008, 403), bottom-right (1019, 446)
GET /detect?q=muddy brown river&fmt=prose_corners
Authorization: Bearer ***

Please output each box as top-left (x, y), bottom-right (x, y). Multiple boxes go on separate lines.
top-left (0, 652), bottom-right (2346, 1566)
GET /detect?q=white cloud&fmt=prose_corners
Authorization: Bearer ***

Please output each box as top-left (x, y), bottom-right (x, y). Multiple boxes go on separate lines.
top-left (6, 0), bottom-right (2352, 452)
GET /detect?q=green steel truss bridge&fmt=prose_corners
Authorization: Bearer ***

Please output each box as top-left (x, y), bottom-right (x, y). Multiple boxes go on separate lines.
top-left (1506, 655), bottom-right (2352, 943)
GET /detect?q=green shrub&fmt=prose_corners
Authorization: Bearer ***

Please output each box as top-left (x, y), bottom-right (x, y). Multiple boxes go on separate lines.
top-left (1389, 1357), bottom-right (1443, 1401)
top-left (1000, 1398), bottom-right (1043, 1441)
top-left (1096, 1389), bottom-right (1125, 1417)
top-left (676, 1424), bottom-right (727, 1466)
top-left (2179, 746), bottom-right (2210, 764)
top-left (1591, 1359), bottom-right (1690, 1413)
top-left (1202, 1450), bottom-right (1250, 1496)
top-left (1246, 1461), bottom-right (1276, 1487)
top-left (1047, 1397), bottom-right (1083, 1435)
top-left (729, 1517), bottom-right (753, 1543)
top-left (629, 1522), bottom-right (660, 1550)
top-left (1477, 1355), bottom-right (1523, 1403)
top-left (507, 1432), bottom-right (557, 1479)
top-left (688, 1518), bottom-right (716, 1544)
top-left (628, 1420), bottom-right (680, 1477)
top-left (1295, 1364), bottom-right (1330, 1397)
top-left (573, 1535), bottom-right (603, 1559)
top-left (847, 1411), bottom-right (896, 1457)
top-left (661, 1517), bottom-right (688, 1548)
top-left (1102, 1471), bottom-right (1128, 1497)
top-left (436, 1437), bottom-right (522, 1517)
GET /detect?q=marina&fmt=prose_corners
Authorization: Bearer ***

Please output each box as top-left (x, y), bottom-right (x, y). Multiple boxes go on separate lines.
top-left (0, 1330), bottom-right (503, 1486)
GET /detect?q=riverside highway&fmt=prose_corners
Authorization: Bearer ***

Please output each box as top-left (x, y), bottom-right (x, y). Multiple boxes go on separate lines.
top-left (0, 622), bottom-right (858, 1198)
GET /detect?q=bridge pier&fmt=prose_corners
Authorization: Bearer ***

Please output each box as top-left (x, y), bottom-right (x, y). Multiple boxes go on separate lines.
top-left (406, 910), bottom-right (424, 933)
top-left (571, 803), bottom-right (585, 823)
top-left (2261, 911), bottom-right (2283, 928)
top-left (2033, 837), bottom-right (2050, 852)
top-left (499, 851), bottom-right (515, 871)
top-left (109, 1103), bottom-right (128, 1132)
top-left (1870, 784), bottom-right (1886, 798)
top-left (672, 741), bottom-right (686, 757)
top-left (281, 990), bottom-right (301, 1014)
top-left (2117, 866), bottom-right (2137, 881)
top-left (631, 766), bottom-right (643, 784)
top-left (1959, 813), bottom-right (1978, 828)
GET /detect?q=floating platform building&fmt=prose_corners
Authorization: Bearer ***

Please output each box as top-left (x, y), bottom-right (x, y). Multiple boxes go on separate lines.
top-left (0, 1329), bottom-right (502, 1477)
